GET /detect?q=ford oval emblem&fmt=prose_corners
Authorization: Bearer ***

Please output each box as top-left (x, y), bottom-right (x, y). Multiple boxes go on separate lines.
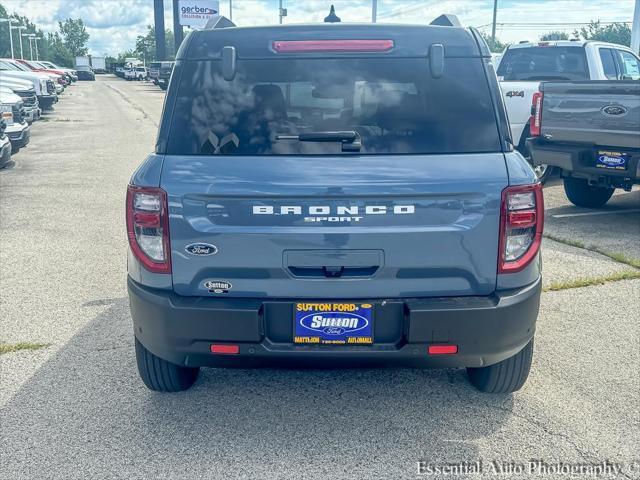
top-left (601, 105), bottom-right (627, 116)
top-left (185, 243), bottom-right (218, 256)
top-left (299, 312), bottom-right (369, 335)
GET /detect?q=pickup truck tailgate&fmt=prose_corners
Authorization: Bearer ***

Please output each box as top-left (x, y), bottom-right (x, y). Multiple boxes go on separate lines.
top-left (540, 81), bottom-right (640, 149)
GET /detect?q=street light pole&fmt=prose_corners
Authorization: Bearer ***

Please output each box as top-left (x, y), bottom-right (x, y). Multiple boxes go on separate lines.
top-left (491, 0), bottom-right (498, 45)
top-left (632, 0), bottom-right (640, 54)
top-left (372, 0), bottom-right (377, 23)
top-left (25, 34), bottom-right (34, 60)
top-left (17, 26), bottom-right (25, 58)
top-left (229, 0), bottom-right (233, 22)
top-left (0, 18), bottom-right (15, 58)
top-left (34, 36), bottom-right (41, 60)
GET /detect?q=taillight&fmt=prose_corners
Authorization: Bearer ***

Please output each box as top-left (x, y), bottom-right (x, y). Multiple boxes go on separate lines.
top-left (272, 39), bottom-right (394, 53)
top-left (530, 91), bottom-right (543, 136)
top-left (498, 184), bottom-right (544, 274)
top-left (126, 185), bottom-right (171, 274)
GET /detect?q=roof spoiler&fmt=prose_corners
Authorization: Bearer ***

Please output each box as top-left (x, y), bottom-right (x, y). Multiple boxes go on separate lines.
top-left (204, 15), bottom-right (236, 30)
top-left (429, 14), bottom-right (461, 27)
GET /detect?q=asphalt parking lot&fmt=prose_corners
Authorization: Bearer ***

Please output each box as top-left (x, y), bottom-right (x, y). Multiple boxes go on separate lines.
top-left (1, 76), bottom-right (639, 479)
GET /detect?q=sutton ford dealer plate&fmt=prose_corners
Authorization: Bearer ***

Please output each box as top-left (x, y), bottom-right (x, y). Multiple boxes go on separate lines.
top-left (294, 302), bottom-right (373, 345)
top-left (596, 150), bottom-right (628, 170)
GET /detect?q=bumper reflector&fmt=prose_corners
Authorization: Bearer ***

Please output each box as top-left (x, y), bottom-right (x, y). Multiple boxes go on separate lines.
top-left (210, 344), bottom-right (240, 355)
top-left (428, 345), bottom-right (458, 355)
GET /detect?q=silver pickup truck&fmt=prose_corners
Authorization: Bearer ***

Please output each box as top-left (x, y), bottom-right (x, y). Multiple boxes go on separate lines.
top-left (527, 81), bottom-right (639, 207)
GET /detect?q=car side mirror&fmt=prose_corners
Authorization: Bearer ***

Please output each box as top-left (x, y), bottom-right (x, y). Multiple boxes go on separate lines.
top-left (222, 46), bottom-right (237, 81)
top-left (429, 43), bottom-right (444, 79)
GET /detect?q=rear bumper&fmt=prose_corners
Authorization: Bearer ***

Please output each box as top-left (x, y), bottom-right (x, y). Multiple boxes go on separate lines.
top-left (7, 124), bottom-right (30, 149)
top-left (24, 105), bottom-right (41, 123)
top-left (129, 276), bottom-right (541, 369)
top-left (528, 139), bottom-right (640, 186)
top-left (38, 95), bottom-right (57, 109)
top-left (0, 138), bottom-right (11, 166)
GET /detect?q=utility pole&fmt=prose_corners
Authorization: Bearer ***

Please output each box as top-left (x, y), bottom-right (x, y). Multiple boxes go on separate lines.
top-left (229, 0), bottom-right (233, 22)
top-left (172, 0), bottom-right (184, 54)
top-left (491, 0), bottom-right (498, 45)
top-left (279, 0), bottom-right (287, 24)
top-left (153, 0), bottom-right (166, 61)
top-left (632, 0), bottom-right (640, 54)
top-left (0, 18), bottom-right (16, 58)
top-left (372, 0), bottom-right (377, 23)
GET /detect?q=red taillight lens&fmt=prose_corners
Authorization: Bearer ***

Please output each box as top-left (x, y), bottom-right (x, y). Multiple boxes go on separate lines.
top-left (530, 91), bottom-right (543, 136)
top-left (272, 39), bottom-right (394, 53)
top-left (126, 185), bottom-right (171, 274)
top-left (498, 184), bottom-right (544, 274)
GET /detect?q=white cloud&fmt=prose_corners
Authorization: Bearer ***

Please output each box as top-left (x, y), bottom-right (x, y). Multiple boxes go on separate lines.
top-left (1, 0), bottom-right (636, 56)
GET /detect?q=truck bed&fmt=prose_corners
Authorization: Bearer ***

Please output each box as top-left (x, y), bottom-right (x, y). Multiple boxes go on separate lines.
top-left (538, 81), bottom-right (640, 149)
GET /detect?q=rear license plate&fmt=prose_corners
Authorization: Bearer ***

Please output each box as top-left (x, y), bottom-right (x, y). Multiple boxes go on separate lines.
top-left (294, 302), bottom-right (373, 345)
top-left (596, 150), bottom-right (628, 170)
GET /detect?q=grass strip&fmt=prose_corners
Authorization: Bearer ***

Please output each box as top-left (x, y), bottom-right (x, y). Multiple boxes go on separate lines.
top-left (544, 270), bottom-right (640, 292)
top-left (0, 342), bottom-right (50, 355)
top-left (543, 233), bottom-right (640, 269)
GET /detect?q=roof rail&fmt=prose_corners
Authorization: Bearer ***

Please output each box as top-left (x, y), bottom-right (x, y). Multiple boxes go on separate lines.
top-left (204, 15), bottom-right (236, 30)
top-left (429, 14), bottom-right (461, 27)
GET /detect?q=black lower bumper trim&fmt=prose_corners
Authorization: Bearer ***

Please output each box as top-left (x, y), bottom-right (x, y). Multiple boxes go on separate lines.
top-left (527, 139), bottom-right (640, 186)
top-left (128, 277), bottom-right (541, 369)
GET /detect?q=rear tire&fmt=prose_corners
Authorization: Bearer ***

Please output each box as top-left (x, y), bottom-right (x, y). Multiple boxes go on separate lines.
top-left (563, 177), bottom-right (614, 208)
top-left (135, 338), bottom-right (199, 392)
top-left (467, 339), bottom-right (534, 393)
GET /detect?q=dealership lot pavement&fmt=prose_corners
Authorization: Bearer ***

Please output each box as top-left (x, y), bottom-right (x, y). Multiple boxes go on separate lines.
top-left (1, 77), bottom-right (639, 480)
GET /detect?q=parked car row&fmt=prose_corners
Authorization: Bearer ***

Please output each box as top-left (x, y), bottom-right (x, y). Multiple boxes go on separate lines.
top-left (147, 61), bottom-right (174, 90)
top-left (0, 57), bottom-right (86, 168)
top-left (113, 61), bottom-right (174, 90)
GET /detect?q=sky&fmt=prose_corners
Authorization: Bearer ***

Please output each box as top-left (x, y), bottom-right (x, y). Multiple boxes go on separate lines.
top-left (1, 0), bottom-right (636, 56)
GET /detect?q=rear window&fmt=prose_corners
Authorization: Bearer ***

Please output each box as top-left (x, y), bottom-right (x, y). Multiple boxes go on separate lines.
top-left (166, 57), bottom-right (500, 155)
top-left (497, 47), bottom-right (589, 81)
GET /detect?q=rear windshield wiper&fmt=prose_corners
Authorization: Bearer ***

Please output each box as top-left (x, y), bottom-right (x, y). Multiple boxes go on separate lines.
top-left (276, 131), bottom-right (362, 152)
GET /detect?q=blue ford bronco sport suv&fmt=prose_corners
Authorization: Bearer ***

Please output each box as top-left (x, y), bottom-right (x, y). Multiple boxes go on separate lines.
top-left (127, 14), bottom-right (543, 393)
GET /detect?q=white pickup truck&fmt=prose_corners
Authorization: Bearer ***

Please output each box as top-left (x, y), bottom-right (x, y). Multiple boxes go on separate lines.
top-left (496, 40), bottom-right (640, 181)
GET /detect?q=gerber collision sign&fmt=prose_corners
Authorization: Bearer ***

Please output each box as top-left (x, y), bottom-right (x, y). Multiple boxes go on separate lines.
top-left (179, 0), bottom-right (219, 29)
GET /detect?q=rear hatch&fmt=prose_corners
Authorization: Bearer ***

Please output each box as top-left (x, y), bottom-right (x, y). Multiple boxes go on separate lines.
top-left (160, 25), bottom-right (509, 298)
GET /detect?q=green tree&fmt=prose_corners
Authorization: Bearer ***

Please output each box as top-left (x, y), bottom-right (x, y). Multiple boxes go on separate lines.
top-left (134, 25), bottom-right (175, 62)
top-left (481, 32), bottom-right (509, 53)
top-left (574, 21), bottom-right (631, 47)
top-left (116, 50), bottom-right (138, 63)
top-left (540, 31), bottom-right (569, 41)
top-left (0, 4), bottom-right (15, 58)
top-left (58, 18), bottom-right (89, 57)
top-left (46, 31), bottom-right (74, 67)
top-left (0, 5), bottom-right (41, 59)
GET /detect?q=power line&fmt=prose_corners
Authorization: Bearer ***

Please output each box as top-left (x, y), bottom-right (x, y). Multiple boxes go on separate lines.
top-left (476, 21), bottom-right (633, 28)
top-left (377, 2), bottom-right (426, 20)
